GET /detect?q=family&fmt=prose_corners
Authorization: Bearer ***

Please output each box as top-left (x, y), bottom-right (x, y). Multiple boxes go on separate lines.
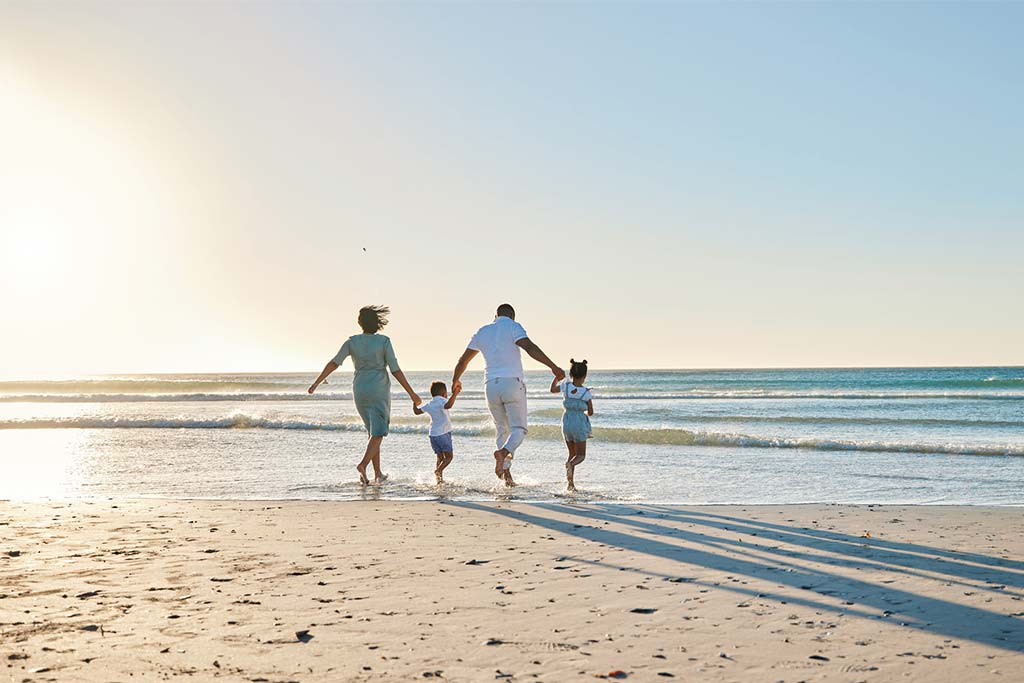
top-left (307, 304), bottom-right (595, 490)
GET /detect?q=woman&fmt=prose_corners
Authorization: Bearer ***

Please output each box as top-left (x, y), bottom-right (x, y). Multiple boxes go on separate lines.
top-left (308, 305), bottom-right (421, 485)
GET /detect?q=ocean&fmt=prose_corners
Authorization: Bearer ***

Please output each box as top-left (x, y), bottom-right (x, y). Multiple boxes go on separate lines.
top-left (2, 367), bottom-right (1022, 504)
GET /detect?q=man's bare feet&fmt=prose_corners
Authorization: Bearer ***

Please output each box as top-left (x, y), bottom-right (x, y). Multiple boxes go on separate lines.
top-left (356, 465), bottom-right (369, 486)
top-left (493, 450), bottom-right (506, 479)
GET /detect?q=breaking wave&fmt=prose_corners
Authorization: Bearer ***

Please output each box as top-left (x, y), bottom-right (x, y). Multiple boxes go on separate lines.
top-left (3, 415), bottom-right (1021, 457)
top-left (4, 391), bottom-right (1024, 403)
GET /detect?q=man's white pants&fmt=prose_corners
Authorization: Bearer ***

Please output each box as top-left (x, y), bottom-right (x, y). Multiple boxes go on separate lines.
top-left (485, 377), bottom-right (528, 454)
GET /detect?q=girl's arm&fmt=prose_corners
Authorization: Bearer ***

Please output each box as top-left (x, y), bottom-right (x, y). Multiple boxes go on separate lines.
top-left (549, 375), bottom-right (562, 394)
top-left (586, 399), bottom-right (594, 417)
top-left (391, 369), bottom-right (421, 405)
top-left (308, 361), bottom-right (339, 394)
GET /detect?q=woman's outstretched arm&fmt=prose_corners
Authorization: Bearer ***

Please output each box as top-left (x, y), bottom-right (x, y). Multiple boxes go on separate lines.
top-left (391, 370), bottom-right (421, 405)
top-left (308, 361), bottom-right (339, 394)
top-left (384, 338), bottom-right (420, 405)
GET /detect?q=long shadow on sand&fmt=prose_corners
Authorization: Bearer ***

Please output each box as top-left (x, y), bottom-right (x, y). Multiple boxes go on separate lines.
top-left (449, 502), bottom-right (1024, 653)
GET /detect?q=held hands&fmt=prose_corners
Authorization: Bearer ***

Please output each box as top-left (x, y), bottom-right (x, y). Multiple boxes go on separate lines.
top-left (452, 379), bottom-right (463, 395)
top-left (410, 392), bottom-right (422, 406)
top-left (552, 366), bottom-right (566, 382)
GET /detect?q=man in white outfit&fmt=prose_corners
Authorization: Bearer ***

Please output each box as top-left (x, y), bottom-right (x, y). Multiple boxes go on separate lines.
top-left (452, 304), bottom-right (565, 486)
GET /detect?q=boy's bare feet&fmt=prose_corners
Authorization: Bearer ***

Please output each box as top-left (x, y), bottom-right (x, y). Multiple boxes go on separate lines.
top-left (503, 470), bottom-right (516, 487)
top-left (356, 465), bottom-right (369, 486)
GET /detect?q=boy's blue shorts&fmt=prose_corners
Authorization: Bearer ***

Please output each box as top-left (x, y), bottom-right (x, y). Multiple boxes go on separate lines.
top-left (429, 432), bottom-right (453, 455)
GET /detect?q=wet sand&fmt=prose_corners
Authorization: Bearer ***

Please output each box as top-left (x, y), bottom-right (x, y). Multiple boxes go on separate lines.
top-left (2, 500), bottom-right (1022, 681)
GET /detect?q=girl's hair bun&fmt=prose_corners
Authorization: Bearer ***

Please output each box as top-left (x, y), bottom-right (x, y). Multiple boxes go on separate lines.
top-left (582, 359), bottom-right (588, 364)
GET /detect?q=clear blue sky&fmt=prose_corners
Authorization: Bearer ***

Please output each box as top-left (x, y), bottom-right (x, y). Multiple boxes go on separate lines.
top-left (1, 2), bottom-right (1021, 374)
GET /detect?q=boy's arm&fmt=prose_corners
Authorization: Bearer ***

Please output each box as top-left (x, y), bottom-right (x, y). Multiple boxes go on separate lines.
top-left (444, 386), bottom-right (460, 410)
top-left (586, 399), bottom-right (594, 417)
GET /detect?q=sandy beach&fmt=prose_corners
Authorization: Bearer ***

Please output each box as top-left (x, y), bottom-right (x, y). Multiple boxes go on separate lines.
top-left (2, 500), bottom-right (1022, 681)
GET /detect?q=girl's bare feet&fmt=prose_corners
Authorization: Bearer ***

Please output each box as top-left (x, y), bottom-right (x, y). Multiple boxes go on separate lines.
top-left (356, 466), bottom-right (369, 486)
top-left (373, 472), bottom-right (389, 485)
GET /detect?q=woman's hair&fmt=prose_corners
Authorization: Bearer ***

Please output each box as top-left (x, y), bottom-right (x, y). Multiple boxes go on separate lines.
top-left (569, 358), bottom-right (588, 380)
top-left (358, 305), bottom-right (390, 333)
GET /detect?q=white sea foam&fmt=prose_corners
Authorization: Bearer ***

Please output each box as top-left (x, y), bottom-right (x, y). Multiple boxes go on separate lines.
top-left (4, 415), bottom-right (1021, 457)
top-left (3, 390), bottom-right (1023, 403)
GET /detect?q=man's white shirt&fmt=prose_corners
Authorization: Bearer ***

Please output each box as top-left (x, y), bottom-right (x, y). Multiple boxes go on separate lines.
top-left (467, 316), bottom-right (529, 382)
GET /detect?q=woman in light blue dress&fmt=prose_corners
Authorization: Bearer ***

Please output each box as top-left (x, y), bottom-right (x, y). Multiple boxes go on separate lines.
top-left (308, 306), bottom-right (421, 485)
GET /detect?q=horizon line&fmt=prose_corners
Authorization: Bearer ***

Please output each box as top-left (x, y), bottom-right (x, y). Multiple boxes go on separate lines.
top-left (13, 363), bottom-right (1023, 379)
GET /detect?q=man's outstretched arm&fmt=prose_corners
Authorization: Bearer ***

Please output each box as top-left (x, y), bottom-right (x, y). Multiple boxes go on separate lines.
top-left (451, 348), bottom-right (479, 394)
top-left (517, 338), bottom-right (565, 380)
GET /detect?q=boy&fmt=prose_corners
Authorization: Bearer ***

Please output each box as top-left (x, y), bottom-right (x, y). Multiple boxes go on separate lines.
top-left (413, 381), bottom-right (460, 484)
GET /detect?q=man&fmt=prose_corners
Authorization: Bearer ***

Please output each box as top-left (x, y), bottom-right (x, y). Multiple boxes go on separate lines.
top-left (452, 304), bottom-right (565, 486)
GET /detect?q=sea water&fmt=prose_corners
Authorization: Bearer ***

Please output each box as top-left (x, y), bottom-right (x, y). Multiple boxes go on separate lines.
top-left (1, 367), bottom-right (1022, 504)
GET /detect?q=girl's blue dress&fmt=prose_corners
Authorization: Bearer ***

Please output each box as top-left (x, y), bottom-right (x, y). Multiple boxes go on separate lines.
top-left (560, 380), bottom-right (592, 443)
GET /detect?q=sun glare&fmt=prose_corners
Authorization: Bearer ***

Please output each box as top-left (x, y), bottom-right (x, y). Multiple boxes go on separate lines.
top-left (0, 208), bottom-right (74, 293)
top-left (0, 64), bottom-right (195, 374)
top-left (1, 67), bottom-right (182, 285)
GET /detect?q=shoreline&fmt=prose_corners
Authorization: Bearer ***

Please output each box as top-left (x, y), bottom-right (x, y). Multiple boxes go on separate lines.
top-left (6, 495), bottom-right (1024, 507)
top-left (2, 500), bottom-right (1022, 681)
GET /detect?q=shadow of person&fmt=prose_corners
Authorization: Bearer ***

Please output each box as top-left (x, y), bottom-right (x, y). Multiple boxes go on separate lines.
top-left (448, 501), bottom-right (1024, 653)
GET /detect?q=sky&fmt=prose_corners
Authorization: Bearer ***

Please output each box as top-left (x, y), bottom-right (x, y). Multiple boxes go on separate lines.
top-left (1, 2), bottom-right (1021, 376)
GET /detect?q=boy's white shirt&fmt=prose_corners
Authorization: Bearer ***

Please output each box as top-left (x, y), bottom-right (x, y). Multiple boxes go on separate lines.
top-left (421, 395), bottom-right (453, 436)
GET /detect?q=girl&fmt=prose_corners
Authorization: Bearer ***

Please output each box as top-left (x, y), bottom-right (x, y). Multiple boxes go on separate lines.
top-left (550, 359), bottom-right (594, 491)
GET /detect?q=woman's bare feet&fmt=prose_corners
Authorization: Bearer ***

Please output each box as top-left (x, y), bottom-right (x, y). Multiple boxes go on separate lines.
top-left (356, 465), bottom-right (369, 486)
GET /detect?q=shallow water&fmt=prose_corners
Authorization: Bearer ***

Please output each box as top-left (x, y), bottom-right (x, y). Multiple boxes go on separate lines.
top-left (2, 367), bottom-right (1023, 504)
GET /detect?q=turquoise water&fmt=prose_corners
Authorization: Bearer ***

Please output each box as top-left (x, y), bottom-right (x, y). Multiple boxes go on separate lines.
top-left (1, 367), bottom-right (1022, 503)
